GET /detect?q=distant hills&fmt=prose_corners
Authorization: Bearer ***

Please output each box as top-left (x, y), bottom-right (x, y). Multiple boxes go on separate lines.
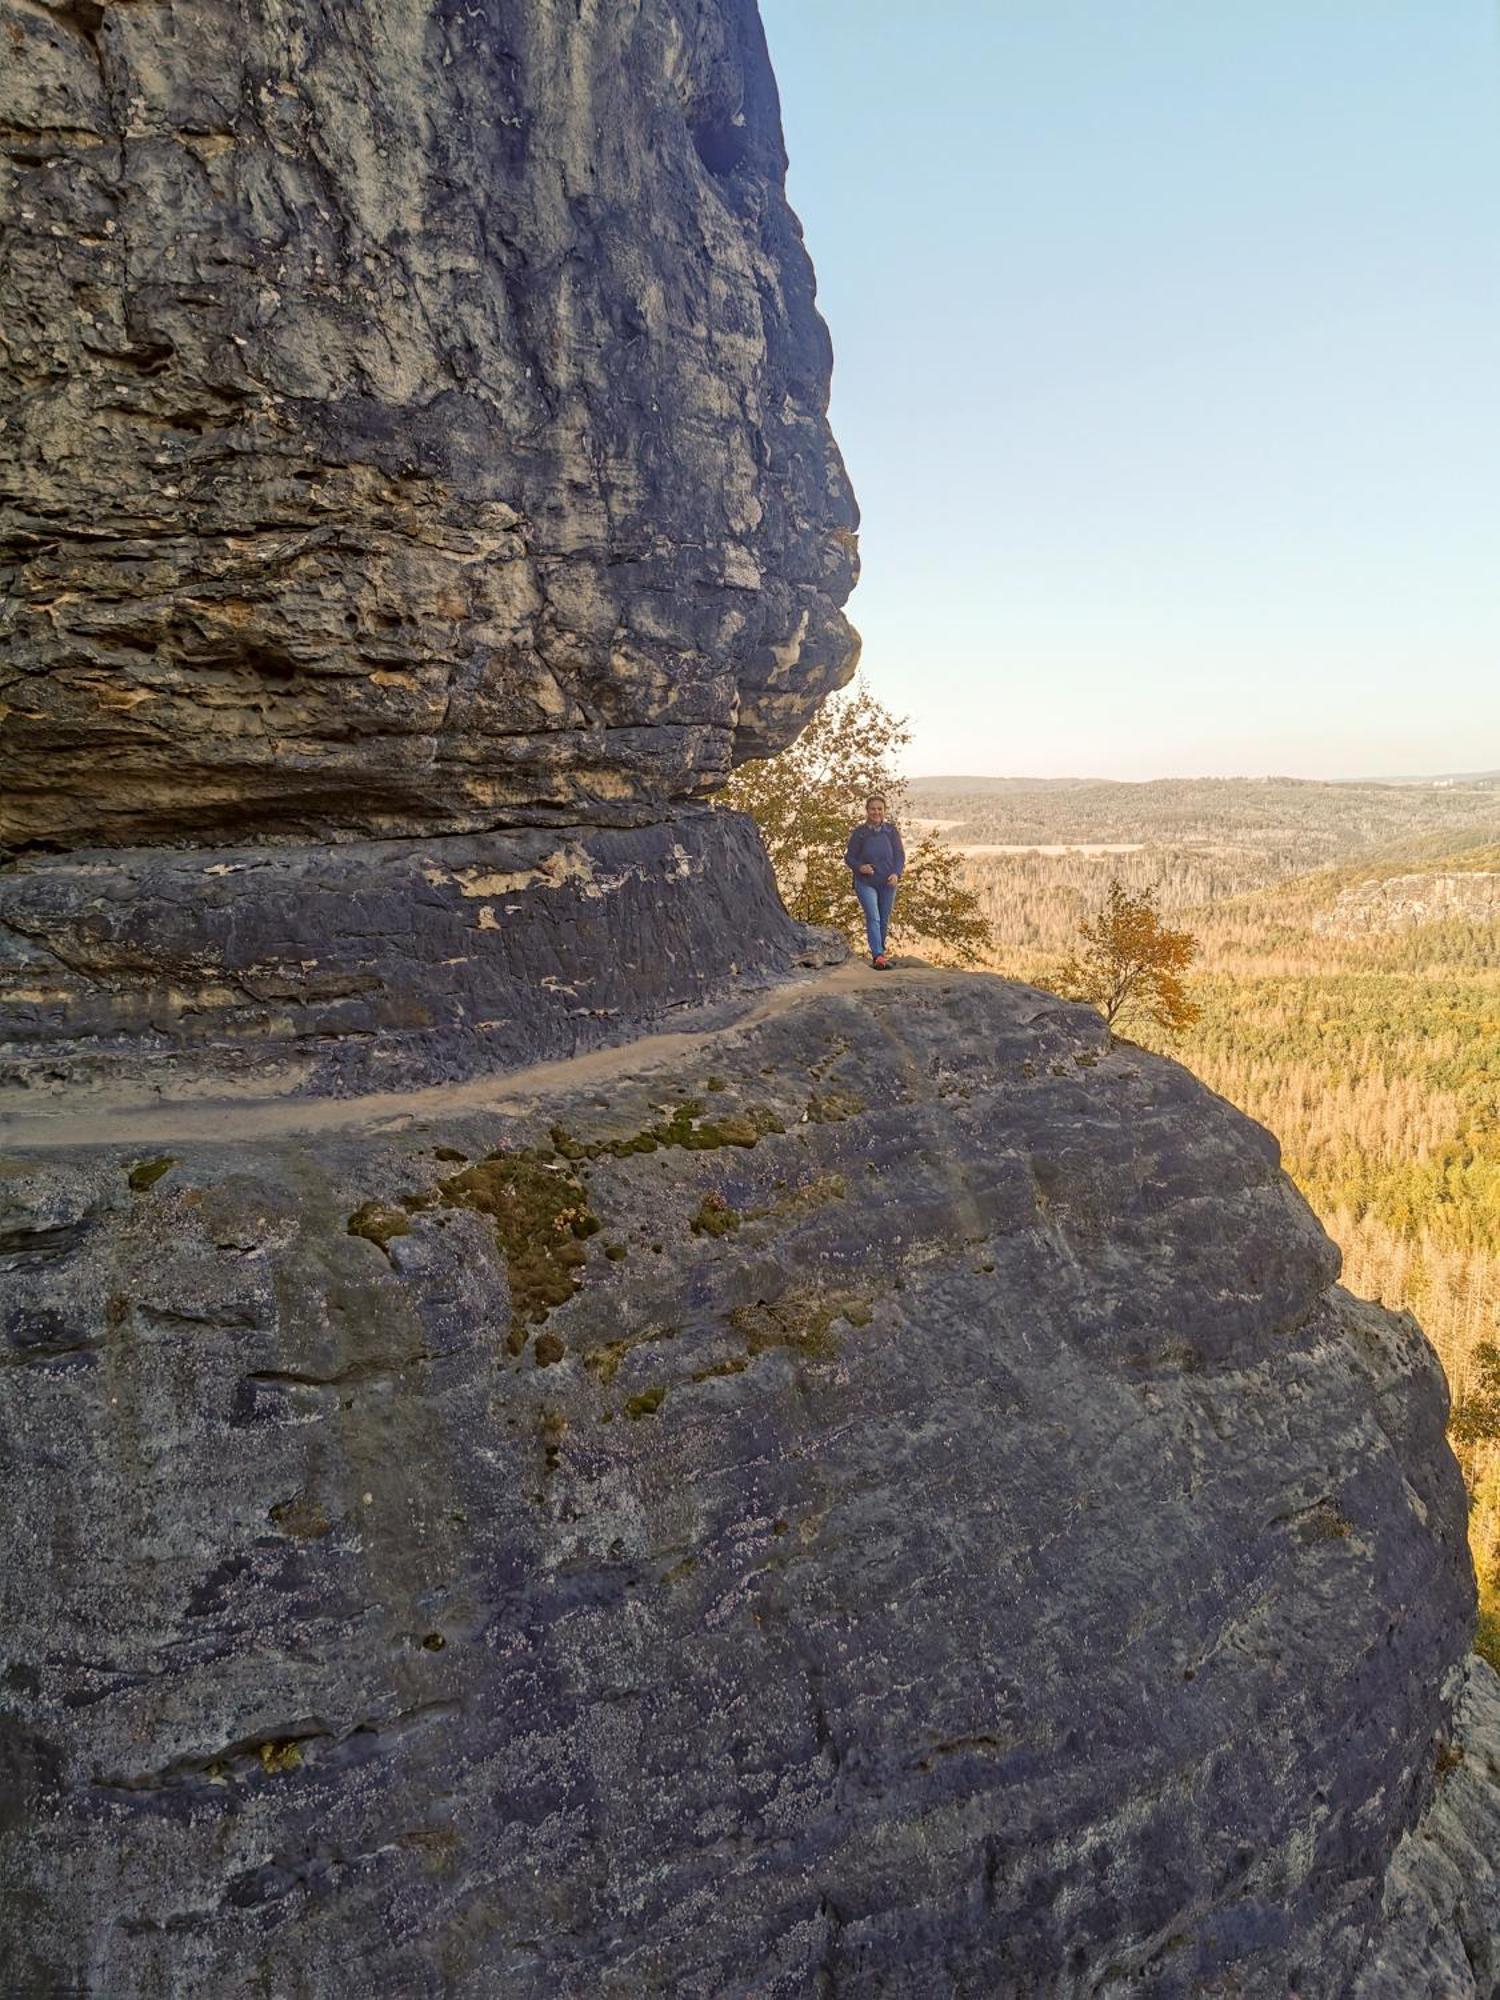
top-left (910, 772), bottom-right (1500, 793)
top-left (1371, 769), bottom-right (1500, 786)
top-left (904, 774), bottom-right (1500, 875)
top-left (908, 775), bottom-right (1091, 793)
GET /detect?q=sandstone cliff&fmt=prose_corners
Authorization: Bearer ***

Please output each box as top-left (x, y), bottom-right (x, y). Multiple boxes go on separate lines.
top-left (0, 969), bottom-right (1483, 1995)
top-left (0, 0), bottom-right (858, 1093)
top-left (1, 0), bottom-right (857, 850)
top-left (1, 2), bottom-right (1495, 1995)
top-left (1313, 871), bottom-right (1500, 937)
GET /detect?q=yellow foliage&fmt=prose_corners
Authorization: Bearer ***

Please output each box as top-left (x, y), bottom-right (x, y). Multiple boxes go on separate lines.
top-left (721, 682), bottom-right (993, 964)
top-left (258, 1739), bottom-right (304, 1775)
top-left (1051, 880), bottom-right (1201, 1035)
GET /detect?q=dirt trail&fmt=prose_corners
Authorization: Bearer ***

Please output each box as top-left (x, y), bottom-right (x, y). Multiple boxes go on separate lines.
top-left (0, 960), bottom-right (919, 1154)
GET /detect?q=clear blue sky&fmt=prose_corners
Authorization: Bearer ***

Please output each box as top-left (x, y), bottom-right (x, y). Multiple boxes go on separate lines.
top-left (760, 0), bottom-right (1500, 779)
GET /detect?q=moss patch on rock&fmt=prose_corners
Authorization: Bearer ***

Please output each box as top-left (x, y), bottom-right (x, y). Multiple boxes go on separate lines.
top-left (753, 1173), bottom-right (847, 1223)
top-left (269, 1493), bottom-right (332, 1541)
top-left (583, 1324), bottom-right (678, 1388)
top-left (803, 1090), bottom-right (864, 1125)
top-left (687, 1174), bottom-right (848, 1246)
top-left (257, 1739), bottom-right (304, 1776)
top-left (347, 1200), bottom-right (412, 1252)
top-left (127, 1156), bottom-right (176, 1193)
top-left (550, 1097), bottom-right (784, 1162)
top-left (729, 1289), bottom-right (874, 1362)
top-left (691, 1191), bottom-right (741, 1238)
top-left (690, 1355), bottom-right (749, 1384)
top-left (437, 1151), bottom-right (599, 1354)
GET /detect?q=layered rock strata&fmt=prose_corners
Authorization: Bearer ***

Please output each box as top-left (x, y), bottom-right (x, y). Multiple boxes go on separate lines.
top-left (0, 970), bottom-right (1478, 1997)
top-left (0, 810), bottom-right (840, 1102)
top-left (1, 0), bottom-right (859, 1089)
top-left (0, 0), bottom-right (858, 850)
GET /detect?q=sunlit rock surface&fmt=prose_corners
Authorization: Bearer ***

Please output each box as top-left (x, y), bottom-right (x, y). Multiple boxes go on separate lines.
top-left (0, 970), bottom-right (1479, 1996)
top-left (0, 0), bottom-right (858, 1089)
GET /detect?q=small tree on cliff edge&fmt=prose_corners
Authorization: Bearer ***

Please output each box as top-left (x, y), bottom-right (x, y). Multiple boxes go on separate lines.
top-left (1450, 1343), bottom-right (1500, 1662)
top-left (1054, 880), bottom-right (1201, 1036)
top-left (721, 682), bottom-right (993, 966)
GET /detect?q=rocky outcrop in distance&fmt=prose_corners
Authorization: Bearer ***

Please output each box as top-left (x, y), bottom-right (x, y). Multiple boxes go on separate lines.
top-left (1313, 872), bottom-right (1500, 937)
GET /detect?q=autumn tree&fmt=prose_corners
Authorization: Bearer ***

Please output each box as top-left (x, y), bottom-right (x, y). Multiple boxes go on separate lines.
top-left (721, 682), bottom-right (993, 965)
top-left (1053, 879), bottom-right (1201, 1035)
top-left (1450, 1343), bottom-right (1500, 1454)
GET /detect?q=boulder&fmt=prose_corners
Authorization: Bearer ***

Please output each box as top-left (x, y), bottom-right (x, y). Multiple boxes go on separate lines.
top-left (0, 970), bottom-right (1479, 1995)
top-left (0, 0), bottom-right (858, 1088)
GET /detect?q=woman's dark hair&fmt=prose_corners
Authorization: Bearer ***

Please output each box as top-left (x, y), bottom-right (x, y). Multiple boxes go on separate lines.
top-left (865, 792), bottom-right (887, 808)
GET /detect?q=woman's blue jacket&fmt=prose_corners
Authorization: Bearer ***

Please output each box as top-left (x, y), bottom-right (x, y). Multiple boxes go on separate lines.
top-left (844, 821), bottom-right (906, 880)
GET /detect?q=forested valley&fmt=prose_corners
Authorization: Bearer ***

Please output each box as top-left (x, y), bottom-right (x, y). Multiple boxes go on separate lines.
top-left (909, 776), bottom-right (1500, 1655)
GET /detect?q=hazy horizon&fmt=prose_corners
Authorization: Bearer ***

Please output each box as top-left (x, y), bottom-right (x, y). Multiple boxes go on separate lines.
top-left (905, 765), bottom-right (1500, 787)
top-left (761, 1), bottom-right (1500, 782)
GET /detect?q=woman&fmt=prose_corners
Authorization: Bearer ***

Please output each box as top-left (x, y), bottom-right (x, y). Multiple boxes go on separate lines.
top-left (844, 792), bottom-right (905, 969)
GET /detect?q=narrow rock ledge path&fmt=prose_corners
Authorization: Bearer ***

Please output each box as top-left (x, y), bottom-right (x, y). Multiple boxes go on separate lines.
top-left (0, 959), bottom-right (916, 1153)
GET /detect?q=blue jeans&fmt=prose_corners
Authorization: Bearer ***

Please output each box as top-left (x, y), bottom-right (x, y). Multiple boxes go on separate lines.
top-left (853, 876), bottom-right (896, 958)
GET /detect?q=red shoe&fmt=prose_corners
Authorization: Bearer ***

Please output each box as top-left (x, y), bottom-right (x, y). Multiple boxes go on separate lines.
top-left (873, 954), bottom-right (890, 970)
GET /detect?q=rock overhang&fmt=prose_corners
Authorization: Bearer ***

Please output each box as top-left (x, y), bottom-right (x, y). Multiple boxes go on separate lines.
top-left (0, 0), bottom-right (859, 851)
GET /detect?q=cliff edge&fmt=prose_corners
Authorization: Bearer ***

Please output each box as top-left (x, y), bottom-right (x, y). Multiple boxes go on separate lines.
top-left (0, 968), bottom-right (1481, 1995)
